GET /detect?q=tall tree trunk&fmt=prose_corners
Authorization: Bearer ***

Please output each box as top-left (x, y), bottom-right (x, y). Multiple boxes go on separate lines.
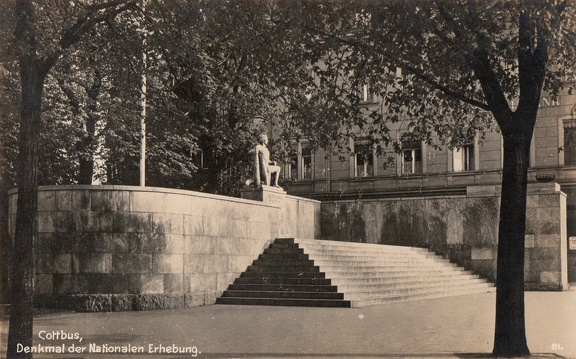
top-left (8, 2), bottom-right (46, 356)
top-left (7, 59), bottom-right (45, 358)
top-left (492, 119), bottom-right (534, 357)
top-left (489, 9), bottom-right (546, 353)
top-left (7, 1), bottom-right (134, 356)
top-left (0, 172), bottom-right (12, 304)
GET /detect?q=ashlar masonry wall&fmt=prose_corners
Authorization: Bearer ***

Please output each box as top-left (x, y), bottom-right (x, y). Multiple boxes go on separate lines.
top-left (320, 182), bottom-right (569, 291)
top-left (8, 185), bottom-right (320, 311)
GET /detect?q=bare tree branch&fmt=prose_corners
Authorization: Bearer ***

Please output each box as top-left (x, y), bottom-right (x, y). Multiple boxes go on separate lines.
top-left (403, 64), bottom-right (491, 111)
top-left (299, 19), bottom-right (492, 112)
top-left (81, 0), bottom-right (136, 13)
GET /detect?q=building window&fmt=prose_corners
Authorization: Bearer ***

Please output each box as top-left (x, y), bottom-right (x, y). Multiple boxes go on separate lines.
top-left (286, 143), bottom-right (313, 180)
top-left (453, 144), bottom-right (475, 172)
top-left (287, 153), bottom-right (298, 180)
top-left (354, 142), bottom-right (374, 177)
top-left (301, 147), bottom-right (313, 179)
top-left (359, 83), bottom-right (375, 103)
top-left (402, 141), bottom-right (422, 174)
top-left (565, 124), bottom-right (576, 166)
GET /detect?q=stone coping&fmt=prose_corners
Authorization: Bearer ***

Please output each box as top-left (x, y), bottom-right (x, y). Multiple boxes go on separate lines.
top-left (8, 184), bottom-right (283, 209)
top-left (466, 182), bottom-right (566, 197)
top-left (320, 194), bottom-right (466, 204)
top-left (285, 194), bottom-right (321, 204)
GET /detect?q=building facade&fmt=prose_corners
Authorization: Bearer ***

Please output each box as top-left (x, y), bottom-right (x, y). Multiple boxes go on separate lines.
top-left (278, 87), bottom-right (576, 284)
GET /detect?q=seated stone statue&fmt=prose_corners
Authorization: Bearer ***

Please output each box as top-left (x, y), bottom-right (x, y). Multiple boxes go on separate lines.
top-left (252, 133), bottom-right (281, 187)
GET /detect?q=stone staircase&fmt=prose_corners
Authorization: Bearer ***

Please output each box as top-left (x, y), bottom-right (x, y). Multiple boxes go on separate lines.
top-left (216, 238), bottom-right (494, 307)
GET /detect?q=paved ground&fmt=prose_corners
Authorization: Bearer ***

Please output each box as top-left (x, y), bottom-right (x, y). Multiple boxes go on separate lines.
top-left (1, 290), bottom-right (575, 359)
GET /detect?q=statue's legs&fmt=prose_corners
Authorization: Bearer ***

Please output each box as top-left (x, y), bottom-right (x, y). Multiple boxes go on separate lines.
top-left (269, 166), bottom-right (281, 187)
top-left (263, 170), bottom-right (271, 186)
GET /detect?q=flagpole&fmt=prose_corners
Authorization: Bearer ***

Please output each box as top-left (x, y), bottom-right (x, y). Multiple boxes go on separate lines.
top-left (139, 0), bottom-right (147, 187)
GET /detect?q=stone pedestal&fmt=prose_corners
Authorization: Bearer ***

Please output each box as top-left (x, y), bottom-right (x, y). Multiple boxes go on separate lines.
top-left (240, 185), bottom-right (287, 206)
top-left (467, 182), bottom-right (569, 290)
top-left (524, 182), bottom-right (568, 290)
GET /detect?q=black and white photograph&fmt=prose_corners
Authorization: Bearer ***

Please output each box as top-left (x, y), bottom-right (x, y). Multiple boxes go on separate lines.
top-left (0, 0), bottom-right (575, 358)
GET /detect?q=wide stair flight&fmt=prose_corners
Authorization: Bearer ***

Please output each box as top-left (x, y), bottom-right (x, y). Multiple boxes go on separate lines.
top-left (216, 238), bottom-right (494, 307)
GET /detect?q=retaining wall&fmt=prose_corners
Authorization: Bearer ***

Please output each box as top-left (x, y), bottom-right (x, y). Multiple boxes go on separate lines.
top-left (8, 185), bottom-right (320, 311)
top-left (7, 182), bottom-right (569, 311)
top-left (320, 182), bottom-right (569, 291)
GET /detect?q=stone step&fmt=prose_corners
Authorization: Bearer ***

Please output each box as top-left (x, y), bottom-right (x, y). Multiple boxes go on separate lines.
top-left (260, 254), bottom-right (448, 266)
top-left (295, 241), bottom-right (429, 252)
top-left (322, 268), bottom-right (469, 278)
top-left (215, 297), bottom-right (352, 308)
top-left (265, 248), bottom-right (438, 262)
top-left (241, 267), bottom-right (470, 279)
top-left (263, 247), bottom-right (305, 255)
top-left (235, 272), bottom-right (479, 285)
top-left (240, 271), bottom-right (326, 279)
top-left (307, 252), bottom-right (455, 265)
top-left (217, 238), bottom-right (494, 308)
top-left (312, 257), bottom-right (441, 268)
top-left (254, 258), bottom-right (315, 267)
top-left (265, 243), bottom-right (440, 261)
top-left (312, 261), bottom-right (463, 270)
top-left (326, 272), bottom-right (482, 285)
top-left (298, 245), bottom-right (425, 254)
top-left (350, 287), bottom-right (494, 307)
top-left (340, 281), bottom-right (494, 299)
top-left (258, 253), bottom-right (311, 261)
top-left (267, 241), bottom-right (301, 249)
top-left (221, 290), bottom-right (345, 300)
top-left (335, 277), bottom-right (489, 292)
top-left (327, 274), bottom-right (476, 284)
top-left (233, 277), bottom-right (333, 286)
top-left (291, 238), bottom-right (430, 253)
top-left (228, 284), bottom-right (339, 292)
top-left (300, 249), bottom-right (436, 259)
top-left (271, 238), bottom-right (424, 251)
top-left (254, 257), bottom-right (461, 269)
top-left (247, 265), bottom-right (321, 273)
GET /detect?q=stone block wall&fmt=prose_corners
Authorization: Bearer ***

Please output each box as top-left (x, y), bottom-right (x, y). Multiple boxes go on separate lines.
top-left (562, 185), bottom-right (576, 283)
top-left (524, 184), bottom-right (569, 289)
top-left (282, 195), bottom-right (321, 238)
top-left (320, 182), bottom-right (569, 291)
top-left (240, 186), bottom-right (321, 239)
top-left (8, 185), bottom-right (320, 311)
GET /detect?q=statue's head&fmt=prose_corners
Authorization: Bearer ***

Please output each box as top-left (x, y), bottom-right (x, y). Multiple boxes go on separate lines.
top-left (258, 133), bottom-right (268, 145)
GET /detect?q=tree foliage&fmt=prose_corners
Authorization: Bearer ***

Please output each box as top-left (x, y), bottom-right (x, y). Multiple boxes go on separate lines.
top-left (1, 0), bottom-right (319, 194)
top-left (262, 1), bottom-right (576, 356)
top-left (1, 1), bottom-right (575, 357)
top-left (2, 1), bottom-right (141, 357)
